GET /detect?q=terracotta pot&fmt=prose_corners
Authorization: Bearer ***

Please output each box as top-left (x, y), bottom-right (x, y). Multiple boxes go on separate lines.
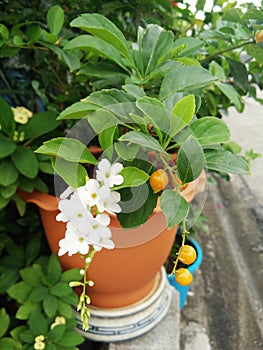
top-left (18, 171), bottom-right (206, 309)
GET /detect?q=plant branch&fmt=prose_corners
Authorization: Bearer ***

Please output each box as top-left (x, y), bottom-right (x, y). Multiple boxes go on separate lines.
top-left (202, 40), bottom-right (255, 62)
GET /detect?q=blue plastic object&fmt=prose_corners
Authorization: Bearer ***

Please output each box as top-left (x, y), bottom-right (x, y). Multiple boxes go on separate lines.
top-left (167, 239), bottom-right (203, 309)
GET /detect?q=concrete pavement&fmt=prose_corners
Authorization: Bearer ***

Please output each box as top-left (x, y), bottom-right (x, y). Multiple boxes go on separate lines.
top-left (180, 96), bottom-right (263, 350)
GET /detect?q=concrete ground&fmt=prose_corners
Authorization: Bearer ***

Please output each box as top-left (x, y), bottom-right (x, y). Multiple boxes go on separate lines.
top-left (80, 96), bottom-right (263, 349)
top-left (180, 96), bottom-right (263, 350)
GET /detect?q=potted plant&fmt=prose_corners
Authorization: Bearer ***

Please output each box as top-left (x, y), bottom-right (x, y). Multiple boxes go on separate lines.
top-left (1, 1), bottom-right (262, 346)
top-left (16, 12), bottom-right (251, 337)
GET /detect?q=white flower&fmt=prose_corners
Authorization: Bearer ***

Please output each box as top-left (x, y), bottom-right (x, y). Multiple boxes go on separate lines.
top-left (56, 192), bottom-right (90, 227)
top-left (58, 227), bottom-right (90, 256)
top-left (96, 159), bottom-right (124, 188)
top-left (96, 190), bottom-right (122, 214)
top-left (59, 186), bottom-right (74, 199)
top-left (83, 213), bottom-right (113, 249)
top-left (93, 237), bottom-right (115, 251)
top-left (79, 179), bottom-right (110, 208)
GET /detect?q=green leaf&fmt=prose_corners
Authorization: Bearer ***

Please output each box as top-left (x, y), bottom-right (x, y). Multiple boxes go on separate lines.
top-left (48, 324), bottom-right (66, 342)
top-left (13, 193), bottom-right (26, 216)
top-left (114, 142), bottom-right (140, 161)
top-left (0, 138), bottom-right (17, 159)
top-left (99, 125), bottom-right (117, 152)
top-left (119, 131), bottom-right (165, 153)
top-left (242, 8), bottom-right (263, 21)
top-left (18, 177), bottom-right (34, 193)
top-left (209, 61), bottom-right (226, 81)
top-left (43, 294), bottom-right (58, 318)
top-left (0, 98), bottom-right (15, 136)
top-left (28, 286), bottom-right (48, 302)
top-left (246, 44), bottom-right (263, 65)
top-left (117, 182), bottom-right (158, 228)
top-left (38, 160), bottom-right (54, 175)
top-left (114, 167), bottom-right (149, 190)
top-left (18, 329), bottom-right (35, 343)
top-left (7, 281), bottom-right (32, 303)
top-left (11, 147), bottom-right (38, 179)
top-left (215, 82), bottom-right (242, 111)
top-left (136, 96), bottom-right (169, 135)
top-left (1, 183), bottom-right (17, 198)
top-left (140, 24), bottom-right (173, 76)
top-left (222, 8), bottom-right (243, 22)
top-left (20, 267), bottom-right (43, 287)
top-left (58, 330), bottom-right (84, 347)
top-left (88, 111), bottom-right (119, 140)
top-left (173, 37), bottom-right (203, 57)
top-left (57, 300), bottom-right (73, 318)
top-left (159, 64), bottom-right (215, 99)
top-left (0, 24), bottom-right (9, 41)
top-left (26, 236), bottom-right (41, 265)
top-left (47, 254), bottom-right (62, 284)
top-left (83, 89), bottom-right (136, 121)
top-left (26, 23), bottom-right (42, 43)
top-left (29, 311), bottom-right (48, 336)
top-left (78, 61), bottom-right (127, 79)
top-left (196, 0), bottom-right (206, 11)
top-left (18, 111), bottom-right (60, 139)
top-left (160, 190), bottom-right (189, 228)
top-left (226, 58), bottom-right (248, 91)
top-left (188, 117), bottom-right (231, 145)
top-left (204, 149), bottom-right (250, 174)
top-left (177, 136), bottom-right (205, 184)
top-left (0, 160), bottom-right (19, 186)
top-left (61, 51), bottom-right (80, 71)
top-left (36, 137), bottom-right (97, 165)
top-left (51, 157), bottom-right (87, 188)
top-left (70, 13), bottom-right (132, 62)
top-left (16, 301), bottom-right (41, 320)
top-left (61, 269), bottom-right (81, 282)
top-left (0, 308), bottom-right (10, 338)
top-left (0, 269), bottom-right (19, 294)
top-left (0, 194), bottom-right (10, 209)
top-left (50, 282), bottom-right (72, 297)
top-left (47, 5), bottom-right (64, 35)
top-left (0, 337), bottom-right (22, 349)
top-left (64, 35), bottom-right (128, 71)
top-left (128, 113), bottom-right (148, 133)
top-left (122, 84), bottom-right (146, 98)
top-left (169, 94), bottom-right (195, 137)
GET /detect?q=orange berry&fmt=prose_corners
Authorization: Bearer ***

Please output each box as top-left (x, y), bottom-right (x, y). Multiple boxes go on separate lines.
top-left (178, 245), bottom-right (197, 265)
top-left (150, 169), bottom-right (168, 193)
top-left (256, 30), bottom-right (263, 43)
top-left (175, 268), bottom-right (193, 286)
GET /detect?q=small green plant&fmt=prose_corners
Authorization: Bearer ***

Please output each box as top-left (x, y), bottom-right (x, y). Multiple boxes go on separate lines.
top-left (0, 308), bottom-right (22, 350)
top-left (5, 254), bottom-right (84, 349)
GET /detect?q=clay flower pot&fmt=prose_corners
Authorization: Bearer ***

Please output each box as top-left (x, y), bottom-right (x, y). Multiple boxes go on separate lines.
top-left (18, 171), bottom-right (206, 309)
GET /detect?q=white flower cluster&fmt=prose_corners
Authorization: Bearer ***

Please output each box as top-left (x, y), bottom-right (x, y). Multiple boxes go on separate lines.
top-left (56, 159), bottom-right (124, 256)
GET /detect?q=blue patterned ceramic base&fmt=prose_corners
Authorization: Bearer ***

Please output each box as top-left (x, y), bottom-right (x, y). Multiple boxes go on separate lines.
top-left (75, 267), bottom-right (173, 342)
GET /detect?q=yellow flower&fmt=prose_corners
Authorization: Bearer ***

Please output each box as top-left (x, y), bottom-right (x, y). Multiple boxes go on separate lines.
top-left (55, 316), bottom-right (66, 325)
top-left (34, 341), bottom-right (45, 350)
top-left (50, 316), bottom-right (66, 329)
top-left (34, 335), bottom-right (45, 342)
top-left (34, 335), bottom-right (45, 349)
top-left (12, 106), bottom-right (33, 124)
